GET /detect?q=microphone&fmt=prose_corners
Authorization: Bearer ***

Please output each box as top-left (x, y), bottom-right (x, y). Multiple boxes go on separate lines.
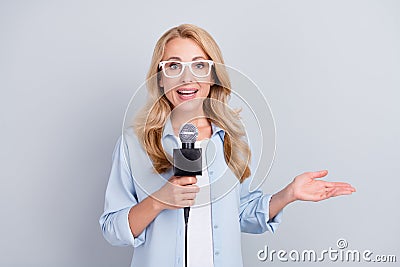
top-left (173, 123), bottom-right (202, 267)
top-left (173, 123), bottom-right (202, 224)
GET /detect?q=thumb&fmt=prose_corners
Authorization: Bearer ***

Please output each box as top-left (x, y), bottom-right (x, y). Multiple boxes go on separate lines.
top-left (309, 170), bottom-right (328, 179)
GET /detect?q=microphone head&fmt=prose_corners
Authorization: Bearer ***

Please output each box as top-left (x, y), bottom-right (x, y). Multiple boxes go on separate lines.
top-left (179, 123), bottom-right (198, 143)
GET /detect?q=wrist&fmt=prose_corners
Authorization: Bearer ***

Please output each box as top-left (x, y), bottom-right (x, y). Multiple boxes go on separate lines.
top-left (149, 194), bottom-right (166, 213)
top-left (283, 182), bottom-right (297, 203)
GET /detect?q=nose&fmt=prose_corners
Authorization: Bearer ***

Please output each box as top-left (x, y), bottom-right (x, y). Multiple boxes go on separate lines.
top-left (181, 65), bottom-right (194, 83)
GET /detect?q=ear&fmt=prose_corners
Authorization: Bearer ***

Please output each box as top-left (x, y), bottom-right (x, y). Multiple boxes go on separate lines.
top-left (210, 76), bottom-right (215, 86)
top-left (209, 72), bottom-right (216, 86)
top-left (158, 73), bottom-right (164, 88)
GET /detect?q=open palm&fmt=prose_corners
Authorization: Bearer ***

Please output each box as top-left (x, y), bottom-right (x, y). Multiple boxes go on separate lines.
top-left (291, 170), bottom-right (356, 202)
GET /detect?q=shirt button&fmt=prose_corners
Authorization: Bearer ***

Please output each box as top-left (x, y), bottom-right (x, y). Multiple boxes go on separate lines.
top-left (215, 251), bottom-right (220, 256)
top-left (177, 258), bottom-right (181, 263)
top-left (213, 225), bottom-right (218, 229)
top-left (209, 170), bottom-right (214, 175)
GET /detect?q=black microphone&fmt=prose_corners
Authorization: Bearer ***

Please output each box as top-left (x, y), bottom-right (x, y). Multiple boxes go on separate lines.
top-left (173, 123), bottom-right (202, 224)
top-left (173, 123), bottom-right (202, 267)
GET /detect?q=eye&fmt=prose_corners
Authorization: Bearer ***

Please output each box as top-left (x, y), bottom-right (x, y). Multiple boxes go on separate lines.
top-left (194, 62), bottom-right (205, 69)
top-left (170, 63), bottom-right (179, 69)
top-left (165, 61), bottom-right (181, 70)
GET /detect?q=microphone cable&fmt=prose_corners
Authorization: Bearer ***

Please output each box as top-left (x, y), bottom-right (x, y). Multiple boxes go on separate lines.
top-left (184, 207), bottom-right (190, 267)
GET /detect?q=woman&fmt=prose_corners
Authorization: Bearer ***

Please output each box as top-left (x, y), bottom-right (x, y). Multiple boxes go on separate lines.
top-left (99, 24), bottom-right (355, 267)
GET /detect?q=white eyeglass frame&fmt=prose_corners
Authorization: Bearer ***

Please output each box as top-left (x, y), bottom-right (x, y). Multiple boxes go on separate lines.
top-left (158, 60), bottom-right (214, 78)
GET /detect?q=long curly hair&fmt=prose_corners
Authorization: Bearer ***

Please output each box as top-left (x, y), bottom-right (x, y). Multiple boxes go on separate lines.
top-left (134, 24), bottom-right (251, 183)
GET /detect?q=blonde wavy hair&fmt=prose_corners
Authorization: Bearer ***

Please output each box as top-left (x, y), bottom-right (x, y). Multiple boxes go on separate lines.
top-left (134, 24), bottom-right (251, 183)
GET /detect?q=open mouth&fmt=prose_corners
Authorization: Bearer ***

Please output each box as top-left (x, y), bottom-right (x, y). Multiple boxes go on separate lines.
top-left (177, 89), bottom-right (199, 96)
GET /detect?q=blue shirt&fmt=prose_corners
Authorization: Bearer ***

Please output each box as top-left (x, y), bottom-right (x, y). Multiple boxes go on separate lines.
top-left (99, 120), bottom-right (283, 267)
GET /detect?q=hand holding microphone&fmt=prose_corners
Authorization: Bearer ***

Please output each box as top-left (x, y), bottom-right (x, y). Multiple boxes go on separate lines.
top-left (152, 123), bottom-right (202, 211)
top-left (152, 176), bottom-right (199, 210)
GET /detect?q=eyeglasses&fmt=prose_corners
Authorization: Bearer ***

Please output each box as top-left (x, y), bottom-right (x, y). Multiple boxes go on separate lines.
top-left (158, 60), bottom-right (214, 78)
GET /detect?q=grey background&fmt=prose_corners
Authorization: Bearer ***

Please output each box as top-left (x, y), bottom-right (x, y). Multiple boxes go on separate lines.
top-left (1, 0), bottom-right (399, 266)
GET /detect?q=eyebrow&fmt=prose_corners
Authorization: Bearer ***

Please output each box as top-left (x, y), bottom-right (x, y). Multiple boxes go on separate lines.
top-left (165, 56), bottom-right (207, 61)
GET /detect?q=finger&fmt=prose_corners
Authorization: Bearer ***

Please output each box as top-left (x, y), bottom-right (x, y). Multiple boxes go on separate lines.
top-left (173, 176), bottom-right (197, 186)
top-left (326, 184), bottom-right (356, 192)
top-left (309, 170), bottom-right (328, 179)
top-left (331, 188), bottom-right (356, 197)
top-left (182, 193), bottom-right (197, 200)
top-left (181, 199), bottom-right (195, 207)
top-left (323, 181), bottom-right (354, 188)
top-left (326, 187), bottom-right (355, 198)
top-left (183, 185), bottom-right (200, 193)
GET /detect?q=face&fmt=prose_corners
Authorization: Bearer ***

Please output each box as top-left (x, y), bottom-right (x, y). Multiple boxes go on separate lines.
top-left (159, 38), bottom-right (213, 112)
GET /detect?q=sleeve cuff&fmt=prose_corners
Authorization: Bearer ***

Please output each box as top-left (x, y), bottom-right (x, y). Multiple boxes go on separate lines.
top-left (115, 207), bottom-right (146, 247)
top-left (263, 194), bottom-right (283, 233)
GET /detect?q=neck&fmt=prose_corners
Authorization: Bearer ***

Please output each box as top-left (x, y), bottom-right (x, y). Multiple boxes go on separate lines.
top-left (170, 108), bottom-right (209, 136)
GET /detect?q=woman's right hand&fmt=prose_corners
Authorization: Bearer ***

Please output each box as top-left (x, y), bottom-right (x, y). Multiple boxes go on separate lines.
top-left (151, 176), bottom-right (200, 210)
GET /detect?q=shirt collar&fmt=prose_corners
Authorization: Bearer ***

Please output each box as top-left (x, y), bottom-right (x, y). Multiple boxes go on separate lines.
top-left (162, 118), bottom-right (175, 139)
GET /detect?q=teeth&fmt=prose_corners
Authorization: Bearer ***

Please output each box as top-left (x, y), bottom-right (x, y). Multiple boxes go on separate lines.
top-left (177, 89), bottom-right (198, 95)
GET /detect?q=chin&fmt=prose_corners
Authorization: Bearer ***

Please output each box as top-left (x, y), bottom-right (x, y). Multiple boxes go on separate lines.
top-left (172, 98), bottom-right (205, 113)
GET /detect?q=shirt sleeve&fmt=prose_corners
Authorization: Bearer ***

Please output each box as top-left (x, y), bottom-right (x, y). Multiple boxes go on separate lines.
top-left (239, 175), bottom-right (283, 234)
top-left (99, 135), bottom-right (146, 247)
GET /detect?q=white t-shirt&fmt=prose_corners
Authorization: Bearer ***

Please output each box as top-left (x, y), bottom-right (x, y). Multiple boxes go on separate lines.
top-left (187, 139), bottom-right (214, 267)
